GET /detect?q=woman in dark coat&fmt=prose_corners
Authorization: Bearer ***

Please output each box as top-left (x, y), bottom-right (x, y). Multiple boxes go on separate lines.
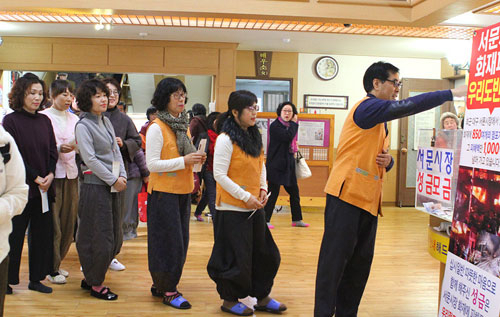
top-left (264, 101), bottom-right (309, 228)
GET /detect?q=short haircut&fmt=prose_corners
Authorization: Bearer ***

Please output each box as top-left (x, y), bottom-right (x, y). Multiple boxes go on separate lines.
top-left (50, 79), bottom-right (74, 98)
top-left (276, 101), bottom-right (298, 117)
top-left (146, 106), bottom-right (158, 120)
top-left (363, 61), bottom-right (400, 93)
top-left (192, 103), bottom-right (207, 116)
top-left (101, 77), bottom-right (121, 95)
top-left (8, 73), bottom-right (48, 111)
top-left (151, 77), bottom-right (187, 112)
top-left (227, 90), bottom-right (257, 120)
top-left (76, 79), bottom-right (109, 113)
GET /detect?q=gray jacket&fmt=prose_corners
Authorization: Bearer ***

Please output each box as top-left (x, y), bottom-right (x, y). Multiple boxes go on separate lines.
top-left (75, 112), bottom-right (126, 186)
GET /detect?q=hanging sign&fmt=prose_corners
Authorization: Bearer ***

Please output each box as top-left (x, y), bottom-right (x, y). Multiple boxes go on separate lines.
top-left (254, 51), bottom-right (272, 78)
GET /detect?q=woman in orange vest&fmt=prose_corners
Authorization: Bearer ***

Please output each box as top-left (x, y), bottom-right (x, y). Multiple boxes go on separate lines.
top-left (145, 77), bottom-right (205, 310)
top-left (207, 90), bottom-right (287, 316)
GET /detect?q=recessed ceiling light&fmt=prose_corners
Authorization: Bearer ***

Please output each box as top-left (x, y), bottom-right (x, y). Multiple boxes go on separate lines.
top-left (139, 32), bottom-right (148, 37)
top-left (282, 38), bottom-right (291, 43)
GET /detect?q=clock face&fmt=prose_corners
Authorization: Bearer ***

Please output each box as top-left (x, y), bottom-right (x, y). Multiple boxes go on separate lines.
top-left (315, 56), bottom-right (339, 80)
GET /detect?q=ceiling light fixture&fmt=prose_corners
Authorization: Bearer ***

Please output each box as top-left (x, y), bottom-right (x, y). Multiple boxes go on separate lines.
top-left (0, 37), bottom-right (3, 46)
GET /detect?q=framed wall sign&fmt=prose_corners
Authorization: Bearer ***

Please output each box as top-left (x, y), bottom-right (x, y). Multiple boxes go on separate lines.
top-left (304, 94), bottom-right (348, 110)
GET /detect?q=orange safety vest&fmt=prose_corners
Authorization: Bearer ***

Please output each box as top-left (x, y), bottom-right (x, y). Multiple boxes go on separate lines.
top-left (324, 97), bottom-right (389, 216)
top-left (216, 137), bottom-right (264, 209)
top-left (147, 119), bottom-right (194, 195)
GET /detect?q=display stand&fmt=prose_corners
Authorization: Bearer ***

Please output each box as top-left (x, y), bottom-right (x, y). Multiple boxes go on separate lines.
top-left (414, 128), bottom-right (462, 307)
top-left (256, 112), bottom-right (335, 206)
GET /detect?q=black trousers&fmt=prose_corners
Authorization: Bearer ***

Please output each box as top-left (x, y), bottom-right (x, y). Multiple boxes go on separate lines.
top-left (8, 198), bottom-right (53, 284)
top-left (148, 191), bottom-right (190, 293)
top-left (314, 195), bottom-right (378, 317)
top-left (76, 183), bottom-right (121, 286)
top-left (207, 209), bottom-right (281, 302)
top-left (264, 182), bottom-right (303, 222)
top-left (195, 171), bottom-right (217, 217)
top-left (0, 256), bottom-right (8, 316)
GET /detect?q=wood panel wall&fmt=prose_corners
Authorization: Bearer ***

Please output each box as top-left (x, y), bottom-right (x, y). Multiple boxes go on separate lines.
top-left (0, 36), bottom-right (238, 112)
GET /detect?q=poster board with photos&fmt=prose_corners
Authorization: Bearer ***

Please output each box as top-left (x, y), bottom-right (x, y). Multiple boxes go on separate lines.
top-left (257, 112), bottom-right (335, 197)
top-left (439, 22), bottom-right (500, 317)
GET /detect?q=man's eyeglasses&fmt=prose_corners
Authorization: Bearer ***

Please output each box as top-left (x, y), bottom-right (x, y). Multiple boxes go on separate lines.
top-left (246, 105), bottom-right (260, 112)
top-left (172, 92), bottom-right (187, 100)
top-left (384, 79), bottom-right (403, 89)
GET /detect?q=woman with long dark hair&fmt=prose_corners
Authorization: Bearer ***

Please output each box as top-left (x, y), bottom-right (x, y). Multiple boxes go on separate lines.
top-left (207, 90), bottom-right (286, 316)
top-left (264, 101), bottom-right (309, 228)
top-left (146, 77), bottom-right (205, 310)
top-left (3, 73), bottom-right (57, 294)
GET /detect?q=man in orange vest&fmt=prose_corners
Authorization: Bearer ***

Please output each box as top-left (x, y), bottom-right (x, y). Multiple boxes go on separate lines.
top-left (314, 61), bottom-right (467, 317)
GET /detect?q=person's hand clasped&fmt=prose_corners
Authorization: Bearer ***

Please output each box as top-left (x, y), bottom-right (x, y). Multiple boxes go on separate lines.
top-left (60, 143), bottom-right (75, 153)
top-left (376, 150), bottom-right (392, 168)
top-left (184, 153), bottom-right (204, 165)
top-left (38, 173), bottom-right (55, 192)
top-left (259, 190), bottom-right (269, 206)
top-left (245, 195), bottom-right (264, 210)
top-left (113, 176), bottom-right (127, 192)
top-left (116, 137), bottom-right (123, 148)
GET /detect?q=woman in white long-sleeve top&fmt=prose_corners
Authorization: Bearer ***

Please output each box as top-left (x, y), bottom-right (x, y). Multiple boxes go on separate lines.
top-left (207, 90), bottom-right (287, 316)
top-left (0, 125), bottom-right (28, 314)
top-left (145, 77), bottom-right (205, 310)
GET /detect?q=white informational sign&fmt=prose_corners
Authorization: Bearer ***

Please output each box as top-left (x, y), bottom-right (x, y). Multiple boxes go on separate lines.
top-left (297, 121), bottom-right (325, 147)
top-left (440, 253), bottom-right (500, 317)
top-left (415, 147), bottom-right (455, 219)
top-left (439, 22), bottom-right (500, 317)
top-left (255, 119), bottom-right (268, 155)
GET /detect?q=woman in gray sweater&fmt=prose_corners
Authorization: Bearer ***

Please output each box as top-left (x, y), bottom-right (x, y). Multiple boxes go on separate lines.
top-left (75, 79), bottom-right (127, 301)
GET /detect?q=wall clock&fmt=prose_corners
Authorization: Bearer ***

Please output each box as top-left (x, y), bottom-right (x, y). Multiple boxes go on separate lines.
top-left (315, 56), bottom-right (339, 80)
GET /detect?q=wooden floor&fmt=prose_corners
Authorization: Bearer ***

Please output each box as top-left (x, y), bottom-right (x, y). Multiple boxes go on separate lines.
top-left (5, 206), bottom-right (440, 316)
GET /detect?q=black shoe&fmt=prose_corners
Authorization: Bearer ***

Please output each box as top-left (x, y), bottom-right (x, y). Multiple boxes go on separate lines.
top-left (81, 279), bottom-right (91, 290)
top-left (28, 281), bottom-right (52, 293)
top-left (151, 285), bottom-right (162, 297)
top-left (90, 287), bottom-right (118, 300)
top-left (6, 285), bottom-right (12, 295)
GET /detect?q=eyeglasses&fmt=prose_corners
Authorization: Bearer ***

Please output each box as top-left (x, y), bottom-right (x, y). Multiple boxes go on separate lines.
top-left (384, 79), bottom-right (402, 89)
top-left (246, 105), bottom-right (260, 112)
top-left (282, 109), bottom-right (293, 113)
top-left (172, 92), bottom-right (187, 100)
top-left (109, 90), bottom-right (119, 96)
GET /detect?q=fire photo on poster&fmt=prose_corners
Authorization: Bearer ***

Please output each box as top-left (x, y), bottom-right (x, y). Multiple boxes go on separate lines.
top-left (449, 167), bottom-right (500, 277)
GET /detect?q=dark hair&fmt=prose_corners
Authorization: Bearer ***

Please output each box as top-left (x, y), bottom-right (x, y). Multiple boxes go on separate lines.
top-left (363, 61), bottom-right (400, 93)
top-left (50, 79), bottom-right (74, 98)
top-left (215, 112), bottom-right (227, 134)
top-left (8, 73), bottom-right (48, 111)
top-left (151, 77), bottom-right (187, 112)
top-left (146, 106), bottom-right (158, 121)
top-left (76, 79), bottom-right (109, 113)
top-left (276, 101), bottom-right (298, 117)
top-left (101, 77), bottom-right (121, 95)
top-left (192, 103), bottom-right (207, 116)
top-left (227, 90), bottom-right (257, 120)
top-left (206, 111), bottom-right (220, 132)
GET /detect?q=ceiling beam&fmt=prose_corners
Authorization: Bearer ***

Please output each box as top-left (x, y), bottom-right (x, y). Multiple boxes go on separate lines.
top-left (410, 0), bottom-right (494, 27)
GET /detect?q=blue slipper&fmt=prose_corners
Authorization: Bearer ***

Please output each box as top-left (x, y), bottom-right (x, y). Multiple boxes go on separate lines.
top-left (221, 302), bottom-right (253, 316)
top-left (163, 292), bottom-right (191, 309)
top-left (254, 298), bottom-right (287, 314)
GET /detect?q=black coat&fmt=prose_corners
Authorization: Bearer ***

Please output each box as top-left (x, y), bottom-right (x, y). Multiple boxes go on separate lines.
top-left (266, 119), bottom-right (298, 186)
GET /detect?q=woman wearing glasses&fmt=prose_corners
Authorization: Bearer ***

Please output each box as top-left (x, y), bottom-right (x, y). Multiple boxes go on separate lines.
top-left (146, 78), bottom-right (205, 310)
top-left (264, 101), bottom-right (309, 229)
top-left (207, 90), bottom-right (286, 316)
